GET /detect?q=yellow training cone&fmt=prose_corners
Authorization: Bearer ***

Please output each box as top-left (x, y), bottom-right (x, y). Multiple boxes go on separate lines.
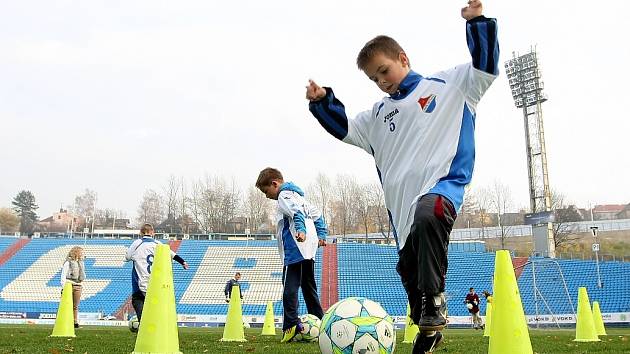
top-left (574, 287), bottom-right (600, 342)
top-left (483, 302), bottom-right (492, 337)
top-left (261, 301), bottom-right (276, 336)
top-left (50, 282), bottom-right (76, 337)
top-left (592, 301), bottom-right (607, 336)
top-left (488, 250), bottom-right (532, 354)
top-left (132, 244), bottom-right (182, 354)
top-left (402, 302), bottom-right (419, 343)
top-left (221, 285), bottom-right (246, 341)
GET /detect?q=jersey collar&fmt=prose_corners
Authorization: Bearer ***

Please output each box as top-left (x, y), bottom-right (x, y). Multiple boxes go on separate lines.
top-left (390, 70), bottom-right (423, 100)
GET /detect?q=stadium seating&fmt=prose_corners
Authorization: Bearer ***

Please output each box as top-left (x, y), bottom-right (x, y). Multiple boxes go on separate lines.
top-left (518, 258), bottom-right (630, 315)
top-left (0, 237), bottom-right (17, 254)
top-left (336, 242), bottom-right (495, 317)
top-left (0, 238), bottom-right (132, 315)
top-left (0, 236), bottom-right (628, 321)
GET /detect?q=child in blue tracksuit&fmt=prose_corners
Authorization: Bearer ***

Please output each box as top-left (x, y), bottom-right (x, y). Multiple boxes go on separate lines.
top-left (256, 167), bottom-right (327, 343)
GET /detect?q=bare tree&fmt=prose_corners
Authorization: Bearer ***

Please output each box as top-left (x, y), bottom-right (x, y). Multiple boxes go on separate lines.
top-left (163, 175), bottom-right (180, 222)
top-left (137, 189), bottom-right (165, 226)
top-left (72, 189), bottom-right (97, 231)
top-left (473, 186), bottom-right (493, 239)
top-left (178, 177), bottom-right (191, 233)
top-left (334, 174), bottom-right (358, 236)
top-left (550, 189), bottom-right (582, 249)
top-left (307, 173), bottom-right (333, 232)
top-left (0, 207), bottom-right (20, 234)
top-left (354, 183), bottom-right (372, 240)
top-left (456, 186), bottom-right (478, 229)
top-left (221, 178), bottom-right (241, 233)
top-left (189, 176), bottom-right (241, 233)
top-left (367, 183), bottom-right (390, 241)
top-left (73, 189), bottom-right (96, 217)
top-left (489, 180), bottom-right (514, 249)
top-left (94, 208), bottom-right (128, 229)
top-left (244, 186), bottom-right (272, 233)
top-left (190, 176), bottom-right (221, 233)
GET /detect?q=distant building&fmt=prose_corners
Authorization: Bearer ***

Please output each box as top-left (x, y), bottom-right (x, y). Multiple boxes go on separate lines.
top-left (501, 212), bottom-right (527, 226)
top-left (37, 208), bottom-right (84, 233)
top-left (617, 204), bottom-right (630, 219)
top-left (156, 214), bottom-right (199, 234)
top-left (94, 218), bottom-right (131, 230)
top-left (226, 216), bottom-right (248, 233)
top-left (592, 204), bottom-right (626, 220)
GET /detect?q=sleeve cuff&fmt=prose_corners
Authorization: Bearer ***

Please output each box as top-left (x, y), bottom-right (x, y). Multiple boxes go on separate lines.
top-left (467, 15), bottom-right (490, 24)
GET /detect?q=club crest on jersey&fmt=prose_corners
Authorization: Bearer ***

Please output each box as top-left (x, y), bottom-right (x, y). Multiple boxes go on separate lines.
top-left (418, 94), bottom-right (437, 113)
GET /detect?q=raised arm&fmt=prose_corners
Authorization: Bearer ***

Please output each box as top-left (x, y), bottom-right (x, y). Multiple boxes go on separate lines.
top-left (462, 0), bottom-right (499, 75)
top-left (307, 80), bottom-right (349, 141)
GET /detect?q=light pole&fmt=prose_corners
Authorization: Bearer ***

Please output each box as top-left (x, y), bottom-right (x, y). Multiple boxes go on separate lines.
top-left (590, 226), bottom-right (603, 288)
top-left (505, 48), bottom-right (555, 258)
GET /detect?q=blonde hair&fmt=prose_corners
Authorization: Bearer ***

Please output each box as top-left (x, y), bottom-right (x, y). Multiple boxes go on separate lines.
top-left (67, 246), bottom-right (84, 261)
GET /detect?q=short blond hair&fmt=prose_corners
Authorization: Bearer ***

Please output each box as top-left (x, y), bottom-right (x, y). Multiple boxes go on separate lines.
top-left (67, 246), bottom-right (83, 261)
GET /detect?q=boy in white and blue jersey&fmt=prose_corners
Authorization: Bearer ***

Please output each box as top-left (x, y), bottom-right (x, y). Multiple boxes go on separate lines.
top-left (306, 1), bottom-right (498, 352)
top-left (256, 167), bottom-right (327, 343)
top-left (125, 223), bottom-right (188, 320)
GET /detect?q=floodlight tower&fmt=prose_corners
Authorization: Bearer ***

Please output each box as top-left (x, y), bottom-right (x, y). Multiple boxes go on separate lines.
top-left (505, 47), bottom-right (555, 258)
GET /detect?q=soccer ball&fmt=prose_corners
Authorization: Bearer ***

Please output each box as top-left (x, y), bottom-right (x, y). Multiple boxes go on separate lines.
top-left (299, 313), bottom-right (321, 342)
top-left (319, 297), bottom-right (395, 354)
top-left (128, 315), bottom-right (140, 333)
top-left (466, 303), bottom-right (473, 310)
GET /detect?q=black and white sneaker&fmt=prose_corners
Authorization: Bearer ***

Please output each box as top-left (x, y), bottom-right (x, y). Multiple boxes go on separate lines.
top-left (412, 331), bottom-right (443, 354)
top-left (418, 293), bottom-right (447, 331)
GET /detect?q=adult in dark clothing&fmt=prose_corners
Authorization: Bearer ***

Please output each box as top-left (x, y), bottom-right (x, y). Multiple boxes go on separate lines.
top-left (464, 287), bottom-right (484, 329)
top-left (224, 272), bottom-right (243, 303)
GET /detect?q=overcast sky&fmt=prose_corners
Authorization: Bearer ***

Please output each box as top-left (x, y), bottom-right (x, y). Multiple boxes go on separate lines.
top-left (1, 0), bottom-right (628, 219)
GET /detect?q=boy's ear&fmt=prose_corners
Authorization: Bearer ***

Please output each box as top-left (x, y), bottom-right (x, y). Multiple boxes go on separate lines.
top-left (399, 52), bottom-right (410, 67)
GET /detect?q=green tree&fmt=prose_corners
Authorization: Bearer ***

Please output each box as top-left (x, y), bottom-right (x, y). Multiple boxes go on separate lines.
top-left (12, 190), bottom-right (39, 234)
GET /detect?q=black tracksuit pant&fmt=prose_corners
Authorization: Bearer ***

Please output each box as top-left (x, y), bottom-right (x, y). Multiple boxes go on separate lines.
top-left (131, 291), bottom-right (146, 320)
top-left (282, 259), bottom-right (324, 330)
top-left (397, 194), bottom-right (456, 325)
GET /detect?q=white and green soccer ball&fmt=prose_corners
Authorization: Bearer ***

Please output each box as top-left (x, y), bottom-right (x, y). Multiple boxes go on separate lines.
top-left (299, 313), bottom-right (322, 342)
top-left (318, 297), bottom-right (396, 354)
top-left (128, 315), bottom-right (140, 333)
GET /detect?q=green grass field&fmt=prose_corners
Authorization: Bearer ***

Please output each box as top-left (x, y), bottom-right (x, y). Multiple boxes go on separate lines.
top-left (0, 325), bottom-right (628, 354)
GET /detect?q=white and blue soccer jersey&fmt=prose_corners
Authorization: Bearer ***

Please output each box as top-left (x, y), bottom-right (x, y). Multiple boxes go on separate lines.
top-left (309, 16), bottom-right (499, 250)
top-left (125, 237), bottom-right (176, 293)
top-left (275, 182), bottom-right (328, 266)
